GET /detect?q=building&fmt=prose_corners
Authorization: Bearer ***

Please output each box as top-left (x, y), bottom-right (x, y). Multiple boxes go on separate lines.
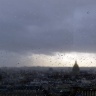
top-left (72, 61), bottom-right (80, 76)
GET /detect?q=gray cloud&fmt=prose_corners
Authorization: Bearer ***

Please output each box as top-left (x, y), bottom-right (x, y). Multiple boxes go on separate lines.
top-left (0, 0), bottom-right (96, 55)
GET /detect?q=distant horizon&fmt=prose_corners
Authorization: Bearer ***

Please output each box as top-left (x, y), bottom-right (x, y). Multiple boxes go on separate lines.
top-left (1, 66), bottom-right (96, 68)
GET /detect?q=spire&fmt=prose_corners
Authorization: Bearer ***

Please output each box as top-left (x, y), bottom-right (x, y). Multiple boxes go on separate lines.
top-left (72, 61), bottom-right (80, 75)
top-left (75, 60), bottom-right (77, 64)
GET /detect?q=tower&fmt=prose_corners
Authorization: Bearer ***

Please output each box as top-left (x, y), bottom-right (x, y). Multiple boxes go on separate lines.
top-left (72, 61), bottom-right (80, 76)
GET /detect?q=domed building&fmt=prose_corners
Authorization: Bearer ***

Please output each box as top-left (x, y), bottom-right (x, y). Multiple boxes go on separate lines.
top-left (72, 61), bottom-right (80, 76)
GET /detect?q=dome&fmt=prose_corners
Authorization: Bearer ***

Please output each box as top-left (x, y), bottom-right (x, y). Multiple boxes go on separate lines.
top-left (72, 61), bottom-right (80, 75)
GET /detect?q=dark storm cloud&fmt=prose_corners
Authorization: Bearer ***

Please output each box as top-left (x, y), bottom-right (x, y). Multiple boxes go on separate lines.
top-left (0, 0), bottom-right (96, 54)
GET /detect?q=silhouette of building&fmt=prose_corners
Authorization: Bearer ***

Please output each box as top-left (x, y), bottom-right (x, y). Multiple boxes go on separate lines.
top-left (72, 61), bottom-right (80, 76)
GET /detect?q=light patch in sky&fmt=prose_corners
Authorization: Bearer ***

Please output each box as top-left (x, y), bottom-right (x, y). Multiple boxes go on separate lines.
top-left (0, 51), bottom-right (96, 67)
top-left (31, 52), bottom-right (96, 67)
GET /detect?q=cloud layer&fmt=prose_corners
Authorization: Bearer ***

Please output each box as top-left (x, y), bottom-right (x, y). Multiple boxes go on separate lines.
top-left (0, 0), bottom-right (96, 55)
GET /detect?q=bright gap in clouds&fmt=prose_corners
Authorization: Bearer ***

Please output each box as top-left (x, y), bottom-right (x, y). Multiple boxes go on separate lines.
top-left (0, 51), bottom-right (96, 67)
top-left (31, 52), bottom-right (96, 67)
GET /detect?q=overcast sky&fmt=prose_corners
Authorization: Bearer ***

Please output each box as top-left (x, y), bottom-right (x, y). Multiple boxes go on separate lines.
top-left (0, 0), bottom-right (96, 67)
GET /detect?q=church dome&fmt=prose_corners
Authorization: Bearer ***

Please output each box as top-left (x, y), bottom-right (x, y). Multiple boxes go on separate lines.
top-left (72, 61), bottom-right (80, 75)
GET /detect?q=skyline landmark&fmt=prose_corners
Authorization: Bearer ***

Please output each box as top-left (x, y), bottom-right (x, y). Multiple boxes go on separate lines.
top-left (72, 61), bottom-right (80, 76)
